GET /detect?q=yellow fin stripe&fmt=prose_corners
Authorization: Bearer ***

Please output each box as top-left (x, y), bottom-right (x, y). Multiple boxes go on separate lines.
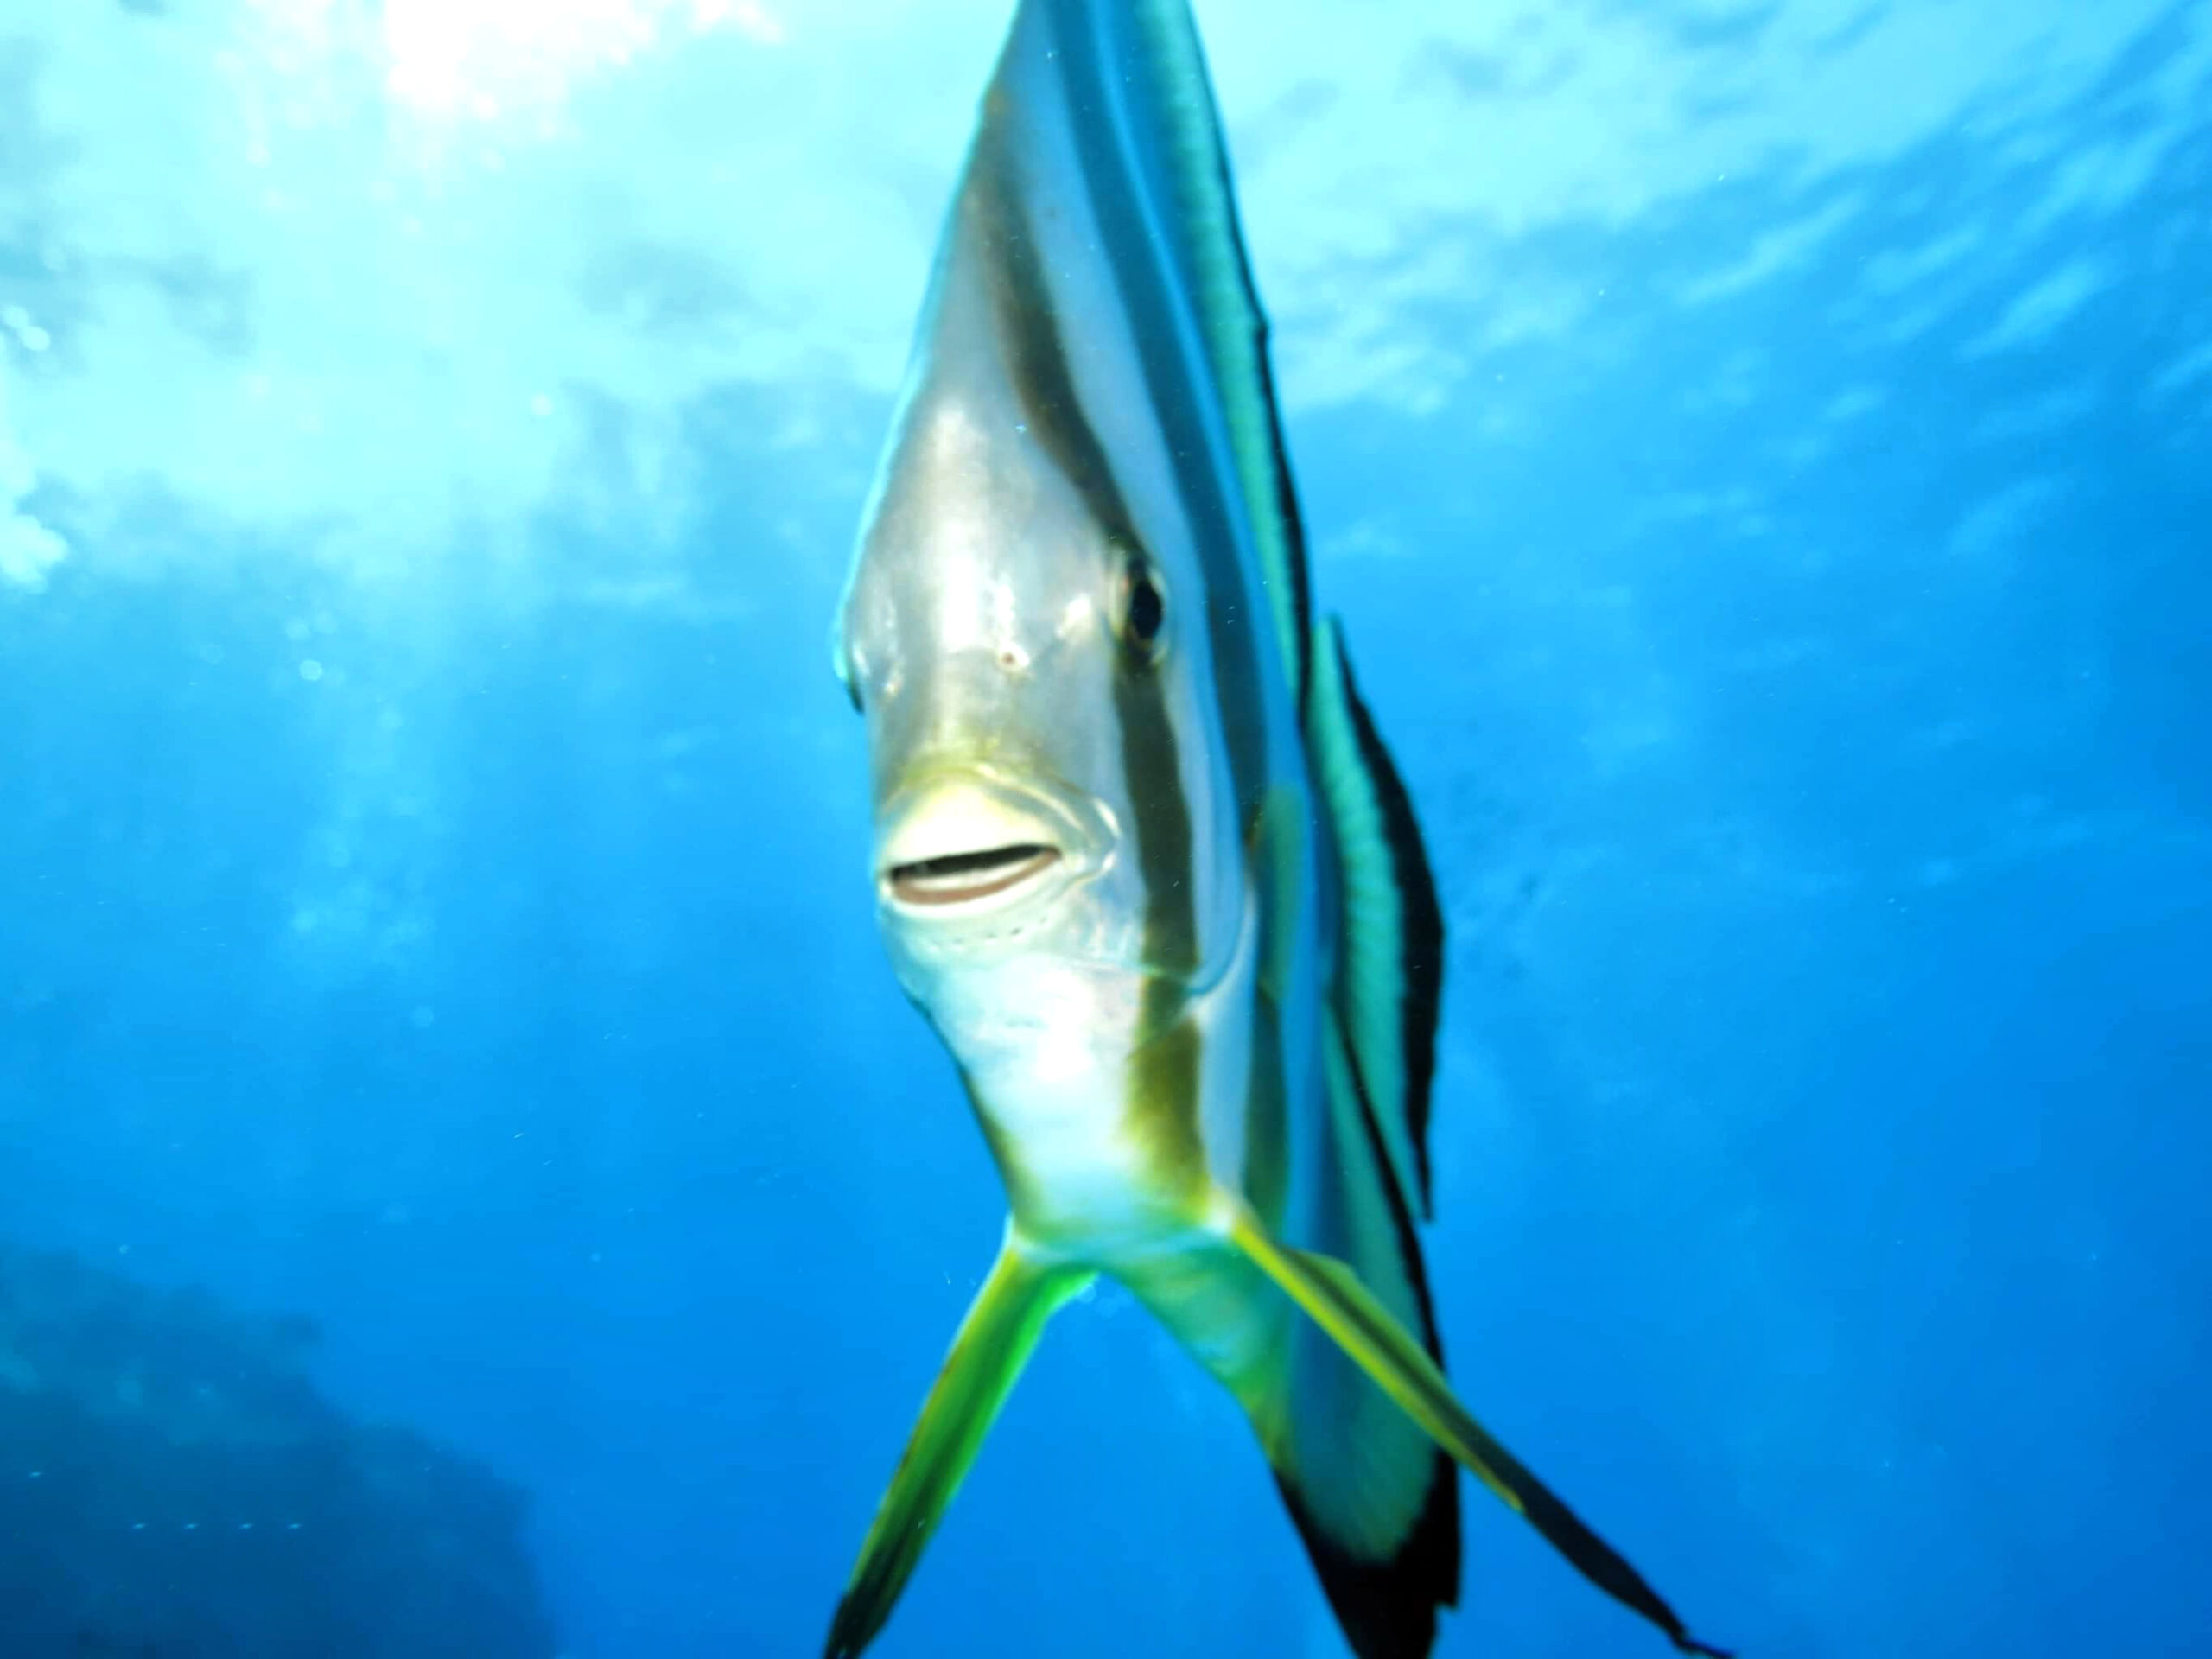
top-left (1219, 1196), bottom-right (1732, 1656)
top-left (824, 1231), bottom-right (1093, 1658)
top-left (1221, 1200), bottom-right (1519, 1514)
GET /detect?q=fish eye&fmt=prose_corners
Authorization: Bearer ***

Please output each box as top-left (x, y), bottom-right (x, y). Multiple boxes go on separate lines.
top-left (1116, 556), bottom-right (1167, 660)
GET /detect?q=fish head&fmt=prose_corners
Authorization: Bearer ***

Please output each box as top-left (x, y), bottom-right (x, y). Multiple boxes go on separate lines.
top-left (830, 1), bottom-right (1303, 1109)
top-left (835, 377), bottom-right (1229, 1033)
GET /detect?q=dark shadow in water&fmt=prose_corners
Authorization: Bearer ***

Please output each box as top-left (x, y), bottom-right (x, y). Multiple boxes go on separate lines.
top-left (0, 1241), bottom-right (559, 1658)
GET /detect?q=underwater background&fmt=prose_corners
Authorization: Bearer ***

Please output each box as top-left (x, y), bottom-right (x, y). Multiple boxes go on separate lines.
top-left (3, 1), bottom-right (2209, 1655)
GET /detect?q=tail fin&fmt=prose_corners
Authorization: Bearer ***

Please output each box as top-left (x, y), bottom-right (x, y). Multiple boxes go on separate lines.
top-left (1251, 1011), bottom-right (1461, 1658)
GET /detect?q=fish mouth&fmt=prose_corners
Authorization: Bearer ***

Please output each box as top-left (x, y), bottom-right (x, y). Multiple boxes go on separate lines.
top-left (887, 842), bottom-right (1064, 907)
top-left (875, 773), bottom-right (1102, 918)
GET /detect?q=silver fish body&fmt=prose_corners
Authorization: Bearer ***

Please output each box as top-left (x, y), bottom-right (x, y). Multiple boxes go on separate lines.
top-left (822, 5), bottom-right (1732, 1657)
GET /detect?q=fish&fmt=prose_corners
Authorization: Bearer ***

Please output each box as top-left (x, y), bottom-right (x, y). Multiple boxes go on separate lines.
top-left (822, 3), bottom-right (1732, 1656)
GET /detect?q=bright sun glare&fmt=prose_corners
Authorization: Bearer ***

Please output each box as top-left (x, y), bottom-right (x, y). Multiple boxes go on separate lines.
top-left (250, 0), bottom-right (785, 134)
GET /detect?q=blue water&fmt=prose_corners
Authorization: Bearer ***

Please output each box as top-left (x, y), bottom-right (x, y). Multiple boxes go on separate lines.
top-left (3, 2), bottom-right (2209, 1655)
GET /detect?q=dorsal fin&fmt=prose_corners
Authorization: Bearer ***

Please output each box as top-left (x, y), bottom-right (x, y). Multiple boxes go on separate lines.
top-left (1306, 616), bottom-right (1446, 1217)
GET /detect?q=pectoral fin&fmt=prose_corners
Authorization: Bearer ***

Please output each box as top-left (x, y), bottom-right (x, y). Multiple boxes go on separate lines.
top-left (1221, 1199), bottom-right (1732, 1658)
top-left (824, 1229), bottom-right (1093, 1659)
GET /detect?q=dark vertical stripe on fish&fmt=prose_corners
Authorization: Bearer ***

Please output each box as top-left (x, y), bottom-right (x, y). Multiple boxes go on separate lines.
top-left (964, 125), bottom-right (1198, 988)
top-left (1124, 0), bottom-right (1316, 711)
top-left (1126, 1001), bottom-right (1205, 1198)
top-left (1243, 986), bottom-right (1289, 1229)
top-left (1046, 8), bottom-right (1270, 830)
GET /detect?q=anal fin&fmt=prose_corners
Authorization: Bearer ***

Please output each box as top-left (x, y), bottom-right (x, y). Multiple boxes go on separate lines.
top-left (823, 1229), bottom-right (1092, 1658)
top-left (1220, 1197), bottom-right (1732, 1658)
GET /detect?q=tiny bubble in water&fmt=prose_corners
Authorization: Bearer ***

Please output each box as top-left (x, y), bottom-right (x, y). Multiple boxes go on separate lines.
top-left (299, 659), bottom-right (324, 682)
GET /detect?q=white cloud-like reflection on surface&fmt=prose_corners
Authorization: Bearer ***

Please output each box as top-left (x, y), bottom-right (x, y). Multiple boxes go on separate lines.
top-left (0, 0), bottom-right (2203, 588)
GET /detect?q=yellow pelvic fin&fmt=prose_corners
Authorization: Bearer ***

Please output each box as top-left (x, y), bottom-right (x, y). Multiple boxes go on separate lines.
top-left (1220, 1197), bottom-right (1732, 1658)
top-left (823, 1230), bottom-right (1093, 1659)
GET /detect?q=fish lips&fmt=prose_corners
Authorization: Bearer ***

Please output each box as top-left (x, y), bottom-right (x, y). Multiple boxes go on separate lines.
top-left (874, 772), bottom-right (1112, 924)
